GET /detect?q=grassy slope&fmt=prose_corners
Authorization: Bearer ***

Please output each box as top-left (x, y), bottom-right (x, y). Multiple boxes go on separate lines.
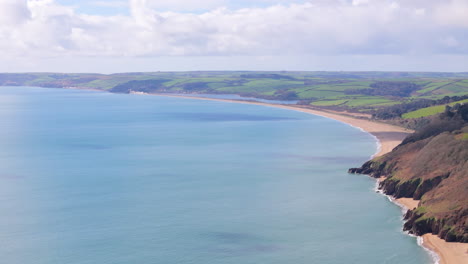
top-left (402, 99), bottom-right (468, 119)
top-left (390, 128), bottom-right (468, 242)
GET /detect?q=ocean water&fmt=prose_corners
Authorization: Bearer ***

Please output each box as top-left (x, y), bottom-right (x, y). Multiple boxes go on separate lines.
top-left (0, 86), bottom-right (432, 264)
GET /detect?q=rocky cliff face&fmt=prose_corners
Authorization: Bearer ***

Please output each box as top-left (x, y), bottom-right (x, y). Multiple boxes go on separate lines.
top-left (350, 105), bottom-right (468, 243)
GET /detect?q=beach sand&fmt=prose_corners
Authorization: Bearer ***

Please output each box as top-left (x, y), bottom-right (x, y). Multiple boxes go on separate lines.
top-left (423, 234), bottom-right (468, 264)
top-left (151, 93), bottom-right (466, 264)
top-left (397, 198), bottom-right (419, 210)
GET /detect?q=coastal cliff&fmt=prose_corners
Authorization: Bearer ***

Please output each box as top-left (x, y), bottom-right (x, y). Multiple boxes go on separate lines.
top-left (350, 104), bottom-right (468, 243)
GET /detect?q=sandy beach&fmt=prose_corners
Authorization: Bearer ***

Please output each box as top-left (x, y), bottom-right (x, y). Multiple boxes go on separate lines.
top-left (423, 235), bottom-right (468, 264)
top-left (151, 93), bottom-right (467, 264)
top-left (396, 197), bottom-right (419, 210)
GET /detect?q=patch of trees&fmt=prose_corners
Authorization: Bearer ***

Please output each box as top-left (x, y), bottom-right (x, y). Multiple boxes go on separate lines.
top-left (372, 95), bottom-right (468, 119)
top-left (346, 81), bottom-right (420, 97)
top-left (110, 79), bottom-right (170, 93)
top-left (445, 103), bottom-right (468, 122)
top-left (273, 90), bottom-right (299, 100)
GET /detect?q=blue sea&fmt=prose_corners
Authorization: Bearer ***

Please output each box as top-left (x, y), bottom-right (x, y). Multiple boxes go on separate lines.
top-left (0, 87), bottom-right (432, 264)
top-left (170, 93), bottom-right (299, 104)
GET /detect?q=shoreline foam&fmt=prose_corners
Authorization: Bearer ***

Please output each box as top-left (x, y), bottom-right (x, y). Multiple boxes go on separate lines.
top-left (147, 93), bottom-right (468, 264)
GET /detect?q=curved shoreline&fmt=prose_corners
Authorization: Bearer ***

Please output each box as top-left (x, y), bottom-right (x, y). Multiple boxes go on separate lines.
top-left (147, 93), bottom-right (466, 264)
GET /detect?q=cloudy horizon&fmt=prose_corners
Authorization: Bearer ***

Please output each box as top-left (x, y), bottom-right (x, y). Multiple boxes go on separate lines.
top-left (1, 0), bottom-right (467, 73)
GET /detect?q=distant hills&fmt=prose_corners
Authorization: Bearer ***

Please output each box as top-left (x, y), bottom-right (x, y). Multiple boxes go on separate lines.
top-left (1, 72), bottom-right (468, 115)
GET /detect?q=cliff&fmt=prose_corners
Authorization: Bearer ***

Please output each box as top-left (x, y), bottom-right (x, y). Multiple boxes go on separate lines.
top-left (350, 104), bottom-right (468, 242)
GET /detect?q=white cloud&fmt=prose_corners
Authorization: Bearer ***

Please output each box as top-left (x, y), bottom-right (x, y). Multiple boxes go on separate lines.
top-left (0, 0), bottom-right (31, 25)
top-left (352, 0), bottom-right (369, 6)
top-left (434, 0), bottom-right (468, 27)
top-left (0, 0), bottom-right (467, 71)
top-left (146, 0), bottom-right (226, 12)
top-left (92, 1), bottom-right (128, 8)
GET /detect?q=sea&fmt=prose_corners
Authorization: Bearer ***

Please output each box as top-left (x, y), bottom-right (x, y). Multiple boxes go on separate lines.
top-left (0, 86), bottom-right (433, 264)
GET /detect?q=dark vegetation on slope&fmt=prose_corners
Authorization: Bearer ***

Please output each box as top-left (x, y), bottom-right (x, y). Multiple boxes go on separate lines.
top-left (349, 105), bottom-right (468, 242)
top-left (345, 81), bottom-right (421, 97)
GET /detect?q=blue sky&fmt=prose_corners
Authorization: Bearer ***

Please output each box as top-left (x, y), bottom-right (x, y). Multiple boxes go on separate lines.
top-left (55, 0), bottom-right (129, 15)
top-left (54, 0), bottom-right (311, 15)
top-left (56, 0), bottom-right (308, 15)
top-left (0, 0), bottom-right (467, 73)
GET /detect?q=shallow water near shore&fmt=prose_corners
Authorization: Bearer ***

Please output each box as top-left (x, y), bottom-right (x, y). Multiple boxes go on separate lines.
top-left (0, 86), bottom-right (432, 264)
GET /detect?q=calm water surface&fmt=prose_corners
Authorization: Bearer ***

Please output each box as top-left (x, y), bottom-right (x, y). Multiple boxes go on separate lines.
top-left (0, 87), bottom-right (432, 264)
top-left (171, 93), bottom-right (299, 104)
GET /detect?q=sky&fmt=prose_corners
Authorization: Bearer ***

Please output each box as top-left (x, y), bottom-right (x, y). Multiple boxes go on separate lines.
top-left (0, 0), bottom-right (467, 73)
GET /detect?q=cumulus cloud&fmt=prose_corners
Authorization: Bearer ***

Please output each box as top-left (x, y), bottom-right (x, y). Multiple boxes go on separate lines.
top-left (0, 0), bottom-right (31, 25)
top-left (145, 0), bottom-right (226, 12)
top-left (434, 0), bottom-right (468, 27)
top-left (0, 0), bottom-right (467, 61)
top-left (90, 1), bottom-right (128, 8)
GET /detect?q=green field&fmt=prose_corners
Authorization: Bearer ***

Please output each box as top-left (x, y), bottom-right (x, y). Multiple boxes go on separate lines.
top-left (402, 99), bottom-right (468, 119)
top-left (1, 71), bottom-right (467, 114)
top-left (310, 99), bottom-right (348, 106)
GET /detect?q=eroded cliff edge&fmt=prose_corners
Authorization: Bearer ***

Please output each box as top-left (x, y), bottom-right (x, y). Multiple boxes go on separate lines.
top-left (350, 105), bottom-right (468, 243)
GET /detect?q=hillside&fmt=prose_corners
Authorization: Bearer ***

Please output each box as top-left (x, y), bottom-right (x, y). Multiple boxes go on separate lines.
top-left (1, 72), bottom-right (468, 113)
top-left (350, 105), bottom-right (468, 242)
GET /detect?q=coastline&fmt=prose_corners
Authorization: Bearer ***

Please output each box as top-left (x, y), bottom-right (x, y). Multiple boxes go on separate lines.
top-left (390, 197), bottom-right (467, 264)
top-left (146, 93), bottom-right (467, 264)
